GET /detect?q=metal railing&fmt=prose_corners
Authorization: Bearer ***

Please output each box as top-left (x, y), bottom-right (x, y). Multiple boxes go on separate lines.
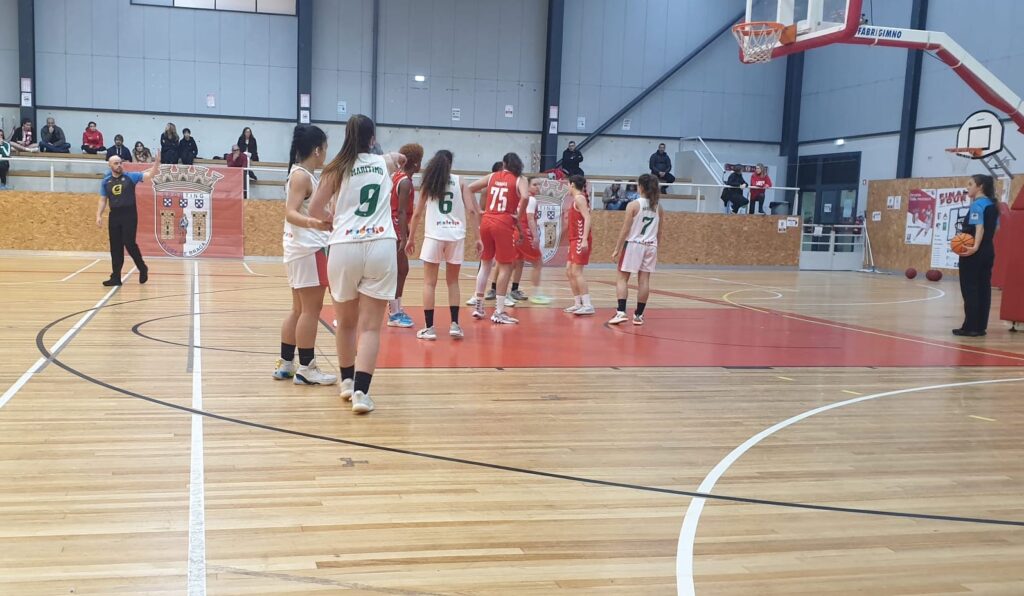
top-left (681, 136), bottom-right (726, 177)
top-left (3, 154), bottom-right (799, 213)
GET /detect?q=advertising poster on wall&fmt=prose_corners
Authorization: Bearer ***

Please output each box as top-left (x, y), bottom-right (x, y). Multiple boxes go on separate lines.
top-left (905, 188), bottom-right (936, 245)
top-left (930, 188), bottom-right (971, 269)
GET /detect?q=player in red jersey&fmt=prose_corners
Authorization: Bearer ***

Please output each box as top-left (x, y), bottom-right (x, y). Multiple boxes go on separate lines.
top-left (513, 177), bottom-right (551, 304)
top-left (387, 143), bottom-right (423, 328)
top-left (467, 152), bottom-right (529, 324)
top-left (564, 175), bottom-right (594, 315)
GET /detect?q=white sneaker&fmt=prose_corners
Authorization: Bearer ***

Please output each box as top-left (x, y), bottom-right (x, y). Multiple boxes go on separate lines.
top-left (449, 322), bottom-right (464, 339)
top-left (503, 295), bottom-right (516, 307)
top-left (563, 304), bottom-right (581, 314)
top-left (633, 314), bottom-right (645, 326)
top-left (491, 312), bottom-right (519, 325)
top-left (574, 305), bottom-right (596, 316)
top-left (273, 358), bottom-right (296, 380)
top-left (352, 391), bottom-right (375, 414)
top-left (472, 301), bottom-right (486, 319)
top-left (339, 378), bottom-right (354, 401)
top-left (294, 360), bottom-right (338, 385)
top-left (465, 296), bottom-right (480, 306)
top-left (417, 327), bottom-right (437, 340)
top-left (608, 311), bottom-right (629, 325)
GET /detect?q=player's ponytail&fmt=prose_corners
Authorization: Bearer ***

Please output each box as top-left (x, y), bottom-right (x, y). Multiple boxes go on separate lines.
top-left (420, 150), bottom-right (453, 201)
top-left (322, 114), bottom-right (375, 191)
top-left (502, 152), bottom-right (524, 177)
top-left (287, 124), bottom-right (327, 174)
top-left (638, 173), bottom-right (660, 209)
top-left (971, 174), bottom-right (995, 199)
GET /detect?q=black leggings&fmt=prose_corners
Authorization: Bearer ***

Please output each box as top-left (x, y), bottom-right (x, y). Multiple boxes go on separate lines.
top-left (108, 211), bottom-right (146, 278)
top-left (0, 161), bottom-right (8, 185)
top-left (958, 251), bottom-right (994, 332)
top-left (750, 196), bottom-right (765, 214)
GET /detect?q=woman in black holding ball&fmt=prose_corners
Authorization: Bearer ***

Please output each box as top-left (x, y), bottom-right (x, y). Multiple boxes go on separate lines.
top-left (954, 174), bottom-right (999, 337)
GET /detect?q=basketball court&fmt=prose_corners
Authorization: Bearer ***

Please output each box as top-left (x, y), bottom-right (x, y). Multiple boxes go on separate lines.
top-left (2, 253), bottom-right (1022, 595)
top-left (3, 0), bottom-right (1024, 594)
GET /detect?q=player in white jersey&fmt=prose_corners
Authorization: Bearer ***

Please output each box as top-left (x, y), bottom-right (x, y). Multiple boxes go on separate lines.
top-left (273, 125), bottom-right (337, 385)
top-left (308, 115), bottom-right (405, 414)
top-left (405, 150), bottom-right (480, 340)
top-left (609, 174), bottom-right (664, 326)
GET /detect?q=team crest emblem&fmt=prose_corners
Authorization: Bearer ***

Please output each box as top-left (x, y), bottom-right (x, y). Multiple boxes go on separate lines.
top-left (154, 165), bottom-right (224, 257)
top-left (535, 178), bottom-right (571, 263)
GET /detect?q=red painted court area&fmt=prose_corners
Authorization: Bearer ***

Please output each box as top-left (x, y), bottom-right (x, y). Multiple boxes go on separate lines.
top-left (322, 307), bottom-right (1023, 369)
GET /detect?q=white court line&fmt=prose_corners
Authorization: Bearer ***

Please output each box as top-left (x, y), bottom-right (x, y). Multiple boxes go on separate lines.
top-left (675, 376), bottom-right (1024, 596)
top-left (59, 258), bottom-right (101, 282)
top-left (793, 284), bottom-right (946, 307)
top-left (0, 268), bottom-right (134, 410)
top-left (719, 290), bottom-right (1024, 363)
top-left (187, 261), bottom-right (207, 595)
top-left (242, 261), bottom-right (268, 277)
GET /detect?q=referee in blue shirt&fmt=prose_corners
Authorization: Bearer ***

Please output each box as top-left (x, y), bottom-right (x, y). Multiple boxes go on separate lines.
top-left (96, 153), bottom-right (160, 286)
top-left (954, 174), bottom-right (1000, 337)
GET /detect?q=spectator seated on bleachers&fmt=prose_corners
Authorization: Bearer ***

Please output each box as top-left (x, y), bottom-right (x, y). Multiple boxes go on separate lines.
top-left (603, 183), bottom-right (628, 211)
top-left (39, 118), bottom-right (71, 153)
top-left (106, 135), bottom-right (132, 161)
top-left (81, 121), bottom-right (106, 154)
top-left (10, 119), bottom-right (39, 152)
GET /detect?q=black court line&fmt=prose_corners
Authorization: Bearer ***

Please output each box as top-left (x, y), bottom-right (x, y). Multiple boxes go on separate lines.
top-left (133, 309), bottom-right (287, 355)
top-left (30, 292), bottom-right (1024, 530)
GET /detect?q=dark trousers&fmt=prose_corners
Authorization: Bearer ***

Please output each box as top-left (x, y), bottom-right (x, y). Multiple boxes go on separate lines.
top-left (108, 211), bottom-right (146, 278)
top-left (40, 142), bottom-right (71, 153)
top-left (0, 161), bottom-right (8, 185)
top-left (750, 196), bottom-right (765, 214)
top-left (161, 149), bottom-right (179, 164)
top-left (180, 151), bottom-right (196, 165)
top-left (959, 252), bottom-right (994, 332)
top-left (82, 145), bottom-right (107, 154)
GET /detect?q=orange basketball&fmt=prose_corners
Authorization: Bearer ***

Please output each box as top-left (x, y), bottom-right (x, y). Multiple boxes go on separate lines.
top-left (950, 232), bottom-right (975, 255)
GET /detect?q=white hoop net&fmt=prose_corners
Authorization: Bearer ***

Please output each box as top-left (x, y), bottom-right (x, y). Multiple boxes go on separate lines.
top-left (944, 149), bottom-right (980, 176)
top-left (732, 22), bottom-right (784, 64)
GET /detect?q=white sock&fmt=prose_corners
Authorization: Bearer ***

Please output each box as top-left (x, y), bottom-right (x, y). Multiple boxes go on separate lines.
top-left (582, 294), bottom-right (592, 307)
top-left (573, 295), bottom-right (582, 307)
top-left (388, 299), bottom-right (402, 314)
top-left (495, 296), bottom-right (506, 314)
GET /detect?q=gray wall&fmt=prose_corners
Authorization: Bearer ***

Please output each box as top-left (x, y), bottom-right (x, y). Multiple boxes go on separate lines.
top-left (799, 0), bottom-right (912, 142)
top-left (916, 0), bottom-right (1024, 130)
top-left (311, 0), bottom-right (547, 131)
top-left (558, 0), bottom-right (786, 143)
top-left (34, 0), bottom-right (297, 119)
top-left (0, 0), bottom-right (18, 106)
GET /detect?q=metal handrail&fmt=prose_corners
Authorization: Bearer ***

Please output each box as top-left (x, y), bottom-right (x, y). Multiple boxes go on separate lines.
top-left (4, 155), bottom-right (799, 212)
top-left (681, 136), bottom-right (726, 174)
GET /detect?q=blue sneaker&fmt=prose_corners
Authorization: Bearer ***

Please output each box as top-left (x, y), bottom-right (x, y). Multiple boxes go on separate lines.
top-left (387, 312), bottom-right (414, 328)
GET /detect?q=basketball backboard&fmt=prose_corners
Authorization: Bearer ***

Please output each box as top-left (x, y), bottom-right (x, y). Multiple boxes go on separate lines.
top-left (954, 110), bottom-right (1004, 158)
top-left (741, 0), bottom-right (858, 60)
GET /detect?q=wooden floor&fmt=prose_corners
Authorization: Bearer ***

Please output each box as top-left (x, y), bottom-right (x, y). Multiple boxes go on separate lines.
top-left (1, 254), bottom-right (1023, 595)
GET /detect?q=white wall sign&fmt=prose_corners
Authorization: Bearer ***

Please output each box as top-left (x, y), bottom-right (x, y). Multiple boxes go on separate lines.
top-left (872, 211), bottom-right (882, 221)
top-left (299, 93), bottom-right (310, 108)
top-left (336, 100), bottom-right (347, 115)
top-left (823, 203), bottom-right (833, 213)
top-left (549, 106), bottom-right (558, 120)
top-left (622, 118), bottom-right (631, 131)
top-left (20, 92), bottom-right (31, 107)
top-left (548, 120), bottom-right (558, 134)
top-left (299, 110), bottom-right (310, 124)
top-left (777, 219), bottom-right (787, 233)
top-left (786, 216), bottom-right (799, 228)
top-left (504, 104), bottom-right (514, 118)
top-left (206, 93), bottom-right (216, 108)
top-left (20, 77), bottom-right (32, 93)
top-left (451, 108), bottom-right (461, 122)
top-left (576, 116), bottom-right (586, 129)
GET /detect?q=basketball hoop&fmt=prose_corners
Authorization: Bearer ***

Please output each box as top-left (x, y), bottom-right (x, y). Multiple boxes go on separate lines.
top-left (732, 22), bottom-right (787, 64)
top-left (944, 147), bottom-right (983, 175)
